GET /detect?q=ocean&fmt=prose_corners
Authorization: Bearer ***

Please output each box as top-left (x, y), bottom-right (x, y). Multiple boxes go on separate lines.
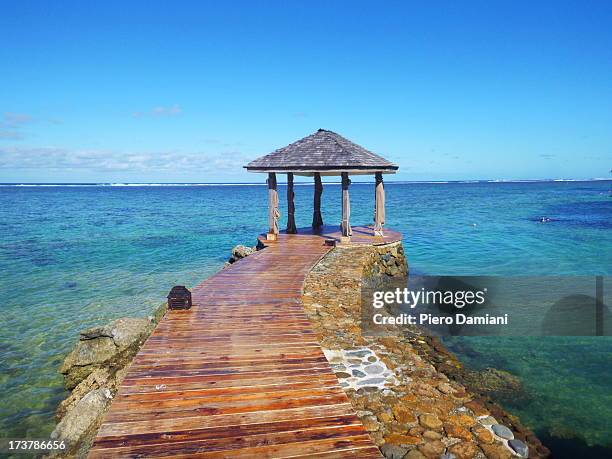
top-left (0, 181), bottom-right (610, 456)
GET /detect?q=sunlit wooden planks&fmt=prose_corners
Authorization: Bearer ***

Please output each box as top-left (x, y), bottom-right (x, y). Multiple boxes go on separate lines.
top-left (89, 226), bottom-right (393, 458)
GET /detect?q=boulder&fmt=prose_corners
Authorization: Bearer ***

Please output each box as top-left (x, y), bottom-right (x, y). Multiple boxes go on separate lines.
top-left (60, 317), bottom-right (152, 389)
top-left (419, 413), bottom-right (443, 430)
top-left (56, 368), bottom-right (111, 420)
top-left (50, 388), bottom-right (113, 456)
top-left (232, 244), bottom-right (255, 259)
top-left (80, 317), bottom-right (152, 348)
top-left (225, 244), bottom-right (257, 265)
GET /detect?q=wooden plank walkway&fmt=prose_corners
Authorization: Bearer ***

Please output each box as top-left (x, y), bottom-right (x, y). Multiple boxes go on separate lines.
top-left (89, 226), bottom-right (397, 458)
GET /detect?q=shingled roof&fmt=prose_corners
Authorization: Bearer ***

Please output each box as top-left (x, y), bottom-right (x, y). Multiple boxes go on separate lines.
top-left (245, 129), bottom-right (398, 175)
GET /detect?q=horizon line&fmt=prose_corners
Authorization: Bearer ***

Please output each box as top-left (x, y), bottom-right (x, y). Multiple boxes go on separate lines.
top-left (1, 177), bottom-right (611, 187)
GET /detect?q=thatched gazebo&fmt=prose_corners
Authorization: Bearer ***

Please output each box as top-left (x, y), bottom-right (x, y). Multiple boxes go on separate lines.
top-left (245, 129), bottom-right (398, 242)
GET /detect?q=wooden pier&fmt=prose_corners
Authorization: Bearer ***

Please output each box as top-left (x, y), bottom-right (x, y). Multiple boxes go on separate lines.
top-left (89, 226), bottom-right (400, 458)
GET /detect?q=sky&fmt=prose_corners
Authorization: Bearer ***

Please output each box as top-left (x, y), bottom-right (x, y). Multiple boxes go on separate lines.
top-left (1, 0), bottom-right (611, 183)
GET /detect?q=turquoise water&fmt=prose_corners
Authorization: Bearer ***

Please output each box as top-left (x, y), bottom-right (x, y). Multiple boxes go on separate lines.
top-left (0, 181), bottom-right (610, 455)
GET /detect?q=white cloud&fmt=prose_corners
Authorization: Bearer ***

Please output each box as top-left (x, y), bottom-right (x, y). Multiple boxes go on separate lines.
top-left (0, 146), bottom-right (247, 173)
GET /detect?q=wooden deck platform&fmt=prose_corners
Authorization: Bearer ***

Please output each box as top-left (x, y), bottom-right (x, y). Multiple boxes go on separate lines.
top-left (89, 226), bottom-right (396, 458)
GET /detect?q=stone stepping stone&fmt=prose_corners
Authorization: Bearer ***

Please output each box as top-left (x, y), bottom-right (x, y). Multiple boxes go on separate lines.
top-left (508, 439), bottom-right (528, 458)
top-left (491, 424), bottom-right (514, 440)
top-left (352, 369), bottom-right (366, 378)
top-left (364, 364), bottom-right (385, 375)
top-left (357, 377), bottom-right (386, 386)
top-left (478, 415), bottom-right (497, 425)
top-left (346, 350), bottom-right (371, 358)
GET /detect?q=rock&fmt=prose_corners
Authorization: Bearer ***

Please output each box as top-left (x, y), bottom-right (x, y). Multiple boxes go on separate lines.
top-left (61, 335), bottom-right (116, 369)
top-left (50, 388), bottom-right (113, 454)
top-left (380, 443), bottom-right (408, 459)
top-left (440, 454), bottom-right (457, 459)
top-left (365, 364), bottom-right (385, 375)
top-left (335, 371), bottom-right (351, 379)
top-left (56, 368), bottom-right (111, 420)
top-left (479, 444), bottom-right (512, 459)
top-left (422, 430), bottom-right (442, 440)
top-left (231, 244), bottom-right (254, 260)
top-left (438, 382), bottom-right (456, 394)
top-left (384, 433), bottom-right (422, 446)
top-left (60, 318), bottom-right (151, 389)
top-left (392, 405), bottom-right (416, 424)
top-left (418, 439), bottom-right (445, 457)
top-left (361, 415), bottom-right (380, 432)
top-left (479, 416), bottom-right (497, 425)
top-left (404, 449), bottom-right (427, 459)
top-left (444, 423), bottom-right (472, 441)
top-left (352, 369), bottom-right (367, 377)
top-left (508, 439), bottom-right (529, 458)
top-left (491, 424), bottom-right (514, 440)
top-left (378, 411), bottom-right (393, 423)
top-left (464, 400), bottom-right (489, 417)
top-left (448, 414), bottom-right (477, 428)
top-left (472, 425), bottom-right (494, 444)
top-left (419, 414), bottom-right (443, 430)
top-left (447, 441), bottom-right (480, 459)
top-left (99, 317), bottom-right (152, 349)
top-left (442, 437), bottom-right (462, 448)
top-left (357, 377), bottom-right (386, 386)
top-left (347, 349), bottom-right (371, 357)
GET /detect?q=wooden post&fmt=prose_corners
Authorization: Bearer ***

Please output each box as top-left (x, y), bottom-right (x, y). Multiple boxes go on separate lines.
top-left (267, 172), bottom-right (279, 240)
top-left (312, 172), bottom-right (323, 231)
top-left (341, 172), bottom-right (352, 240)
top-left (286, 172), bottom-right (297, 234)
top-left (374, 172), bottom-right (385, 236)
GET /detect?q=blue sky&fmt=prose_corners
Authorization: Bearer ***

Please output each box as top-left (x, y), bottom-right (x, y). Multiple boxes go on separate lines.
top-left (1, 0), bottom-right (611, 182)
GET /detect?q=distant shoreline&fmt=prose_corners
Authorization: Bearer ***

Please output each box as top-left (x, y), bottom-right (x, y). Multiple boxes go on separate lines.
top-left (1, 178), bottom-right (611, 187)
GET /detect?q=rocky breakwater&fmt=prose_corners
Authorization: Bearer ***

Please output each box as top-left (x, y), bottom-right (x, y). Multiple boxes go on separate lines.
top-left (302, 241), bottom-right (549, 459)
top-left (50, 305), bottom-right (165, 458)
top-left (363, 240), bottom-right (408, 279)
